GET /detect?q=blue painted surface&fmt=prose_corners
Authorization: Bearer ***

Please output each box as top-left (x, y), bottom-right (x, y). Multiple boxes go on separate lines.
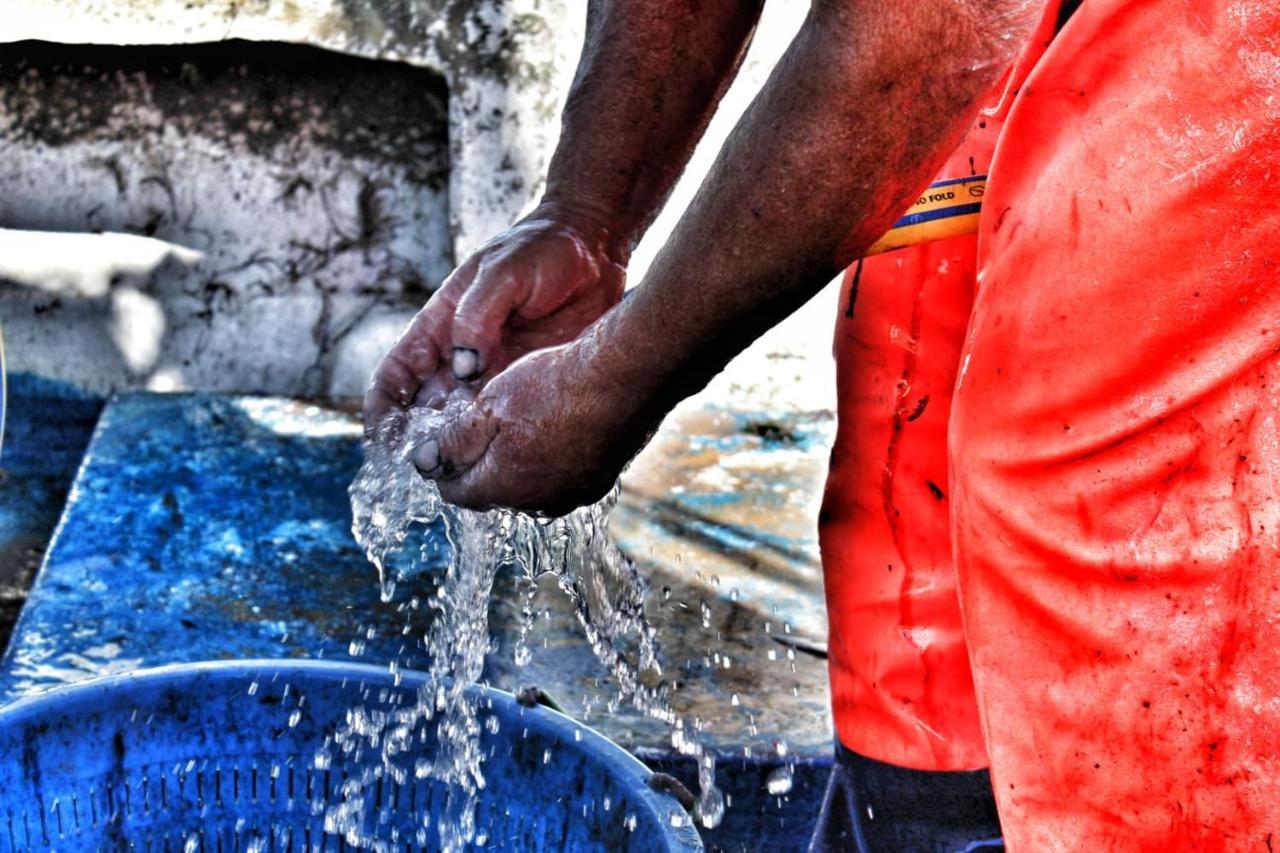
top-left (0, 374), bottom-right (103, 650)
top-left (0, 394), bottom-right (393, 694)
top-left (0, 659), bottom-right (703, 851)
top-left (0, 392), bottom-right (830, 850)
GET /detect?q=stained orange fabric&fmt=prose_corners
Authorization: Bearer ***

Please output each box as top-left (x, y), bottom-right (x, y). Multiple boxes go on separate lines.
top-left (819, 1), bottom-right (1069, 772)
top-left (820, 96), bottom-right (1005, 772)
top-left (952, 0), bottom-right (1280, 847)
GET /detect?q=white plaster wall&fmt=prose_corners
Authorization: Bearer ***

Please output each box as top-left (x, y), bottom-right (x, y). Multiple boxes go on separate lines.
top-left (3, 0), bottom-right (584, 259)
top-left (0, 40), bottom-right (454, 395)
top-left (0, 1), bottom-right (582, 395)
top-left (0, 0), bottom-right (833, 413)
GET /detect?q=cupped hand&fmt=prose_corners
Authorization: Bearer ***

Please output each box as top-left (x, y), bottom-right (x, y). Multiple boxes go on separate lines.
top-left (363, 207), bottom-right (626, 435)
top-left (412, 333), bottom-right (655, 516)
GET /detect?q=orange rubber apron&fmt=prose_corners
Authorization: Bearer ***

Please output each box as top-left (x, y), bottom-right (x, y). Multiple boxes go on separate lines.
top-left (952, 0), bottom-right (1280, 847)
top-left (820, 75), bottom-right (1020, 769)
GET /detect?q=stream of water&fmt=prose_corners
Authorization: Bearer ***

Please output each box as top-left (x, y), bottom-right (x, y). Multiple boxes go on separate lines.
top-left (336, 404), bottom-right (723, 850)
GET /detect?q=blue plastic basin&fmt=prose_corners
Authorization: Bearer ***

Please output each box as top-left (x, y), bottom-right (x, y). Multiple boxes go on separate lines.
top-left (0, 660), bottom-right (703, 851)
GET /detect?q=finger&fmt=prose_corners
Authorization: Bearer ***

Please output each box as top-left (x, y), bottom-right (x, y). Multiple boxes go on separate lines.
top-left (436, 452), bottom-right (502, 511)
top-left (363, 338), bottom-right (437, 440)
top-left (438, 455), bottom-right (581, 517)
top-left (414, 402), bottom-right (498, 481)
top-left (362, 271), bottom-right (475, 437)
top-left (412, 367), bottom-right (462, 412)
top-left (451, 268), bottom-right (529, 381)
top-left (412, 438), bottom-right (441, 475)
top-left (409, 383), bottom-right (478, 470)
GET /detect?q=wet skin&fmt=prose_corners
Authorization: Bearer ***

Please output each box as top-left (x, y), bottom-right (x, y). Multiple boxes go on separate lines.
top-left (365, 0), bottom-right (765, 431)
top-left (366, 0), bottom-right (1041, 515)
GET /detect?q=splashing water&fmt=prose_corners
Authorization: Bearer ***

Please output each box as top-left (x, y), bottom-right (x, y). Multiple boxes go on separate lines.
top-left (333, 405), bottom-right (723, 850)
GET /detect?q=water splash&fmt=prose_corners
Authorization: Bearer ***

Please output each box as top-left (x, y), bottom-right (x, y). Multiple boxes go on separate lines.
top-left (333, 405), bottom-right (722, 850)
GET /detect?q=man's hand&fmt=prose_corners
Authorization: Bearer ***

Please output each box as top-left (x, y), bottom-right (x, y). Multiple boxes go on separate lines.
top-left (363, 208), bottom-right (625, 433)
top-left (412, 330), bottom-right (651, 516)
top-left (401, 0), bottom-right (1037, 516)
top-left (361, 0), bottom-right (766, 439)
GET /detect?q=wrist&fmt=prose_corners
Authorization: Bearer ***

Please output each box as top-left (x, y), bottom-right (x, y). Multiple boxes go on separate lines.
top-left (530, 196), bottom-right (632, 268)
top-left (569, 295), bottom-right (689, 450)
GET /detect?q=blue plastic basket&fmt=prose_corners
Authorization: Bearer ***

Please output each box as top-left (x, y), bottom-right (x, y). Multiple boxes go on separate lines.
top-left (0, 660), bottom-right (703, 852)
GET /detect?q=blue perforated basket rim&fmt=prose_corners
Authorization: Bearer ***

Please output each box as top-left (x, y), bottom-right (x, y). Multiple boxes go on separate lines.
top-left (0, 659), bottom-right (705, 852)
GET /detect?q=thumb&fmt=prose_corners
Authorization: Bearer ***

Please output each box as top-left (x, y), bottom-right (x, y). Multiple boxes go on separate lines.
top-left (450, 270), bottom-right (528, 381)
top-left (413, 401), bottom-right (499, 481)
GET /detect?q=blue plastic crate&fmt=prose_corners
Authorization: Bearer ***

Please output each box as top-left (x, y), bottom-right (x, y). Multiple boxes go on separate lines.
top-left (0, 660), bottom-right (702, 851)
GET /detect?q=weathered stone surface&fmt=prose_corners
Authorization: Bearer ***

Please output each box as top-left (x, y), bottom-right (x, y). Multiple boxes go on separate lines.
top-left (0, 41), bottom-right (453, 395)
top-left (4, 0), bottom-right (583, 257)
top-left (0, 0), bottom-right (583, 395)
top-left (0, 0), bottom-right (833, 414)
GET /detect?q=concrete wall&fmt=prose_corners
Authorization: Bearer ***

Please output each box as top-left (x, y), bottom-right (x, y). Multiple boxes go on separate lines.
top-left (0, 0), bottom-right (583, 396)
top-left (0, 0), bottom-right (833, 413)
top-left (0, 40), bottom-right (452, 395)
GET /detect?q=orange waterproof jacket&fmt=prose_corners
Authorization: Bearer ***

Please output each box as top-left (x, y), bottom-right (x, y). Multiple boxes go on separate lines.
top-left (953, 0), bottom-right (1280, 847)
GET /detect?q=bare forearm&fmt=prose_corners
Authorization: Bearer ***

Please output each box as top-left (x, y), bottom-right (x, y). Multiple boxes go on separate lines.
top-left (541, 0), bottom-right (764, 258)
top-left (420, 0), bottom-right (1042, 514)
top-left (591, 0), bottom-right (1037, 416)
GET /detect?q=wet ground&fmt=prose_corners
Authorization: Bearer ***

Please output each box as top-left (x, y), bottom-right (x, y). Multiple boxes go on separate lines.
top-left (611, 404), bottom-right (833, 752)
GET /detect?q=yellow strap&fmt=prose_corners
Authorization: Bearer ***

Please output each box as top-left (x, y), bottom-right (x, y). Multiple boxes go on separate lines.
top-left (866, 175), bottom-right (986, 256)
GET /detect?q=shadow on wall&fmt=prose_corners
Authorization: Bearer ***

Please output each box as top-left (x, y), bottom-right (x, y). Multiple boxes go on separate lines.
top-left (0, 40), bottom-right (452, 397)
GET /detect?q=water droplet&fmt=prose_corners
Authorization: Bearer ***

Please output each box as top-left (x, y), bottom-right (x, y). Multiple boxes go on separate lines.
top-left (766, 765), bottom-right (794, 795)
top-left (343, 405), bottom-right (726, 847)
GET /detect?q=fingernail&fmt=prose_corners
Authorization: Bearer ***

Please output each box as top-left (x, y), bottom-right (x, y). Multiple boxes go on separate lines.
top-left (413, 439), bottom-right (441, 475)
top-left (452, 347), bottom-right (481, 381)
